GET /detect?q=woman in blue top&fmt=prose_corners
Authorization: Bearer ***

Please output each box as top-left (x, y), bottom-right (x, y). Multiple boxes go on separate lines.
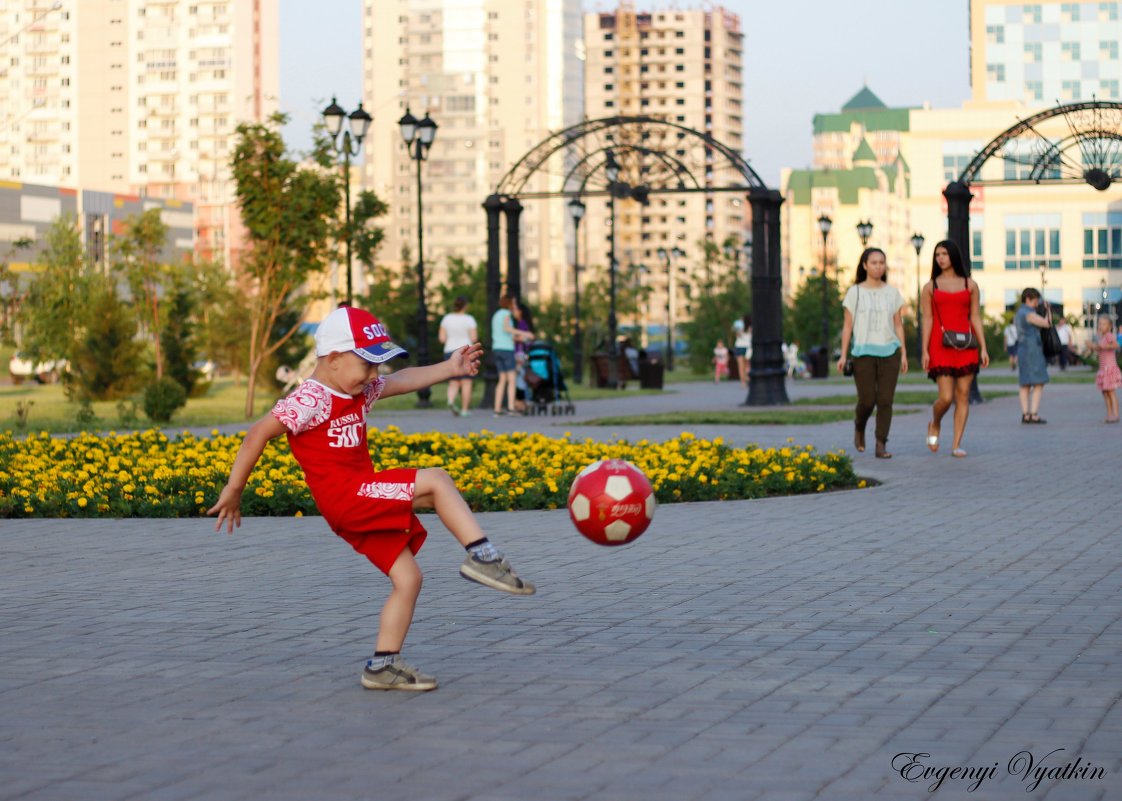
top-left (837, 247), bottom-right (908, 458)
top-left (1014, 287), bottom-right (1052, 424)
top-left (491, 294), bottom-right (525, 416)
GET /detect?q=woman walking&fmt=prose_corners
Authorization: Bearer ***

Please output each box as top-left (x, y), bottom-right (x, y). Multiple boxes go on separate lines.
top-left (837, 247), bottom-right (907, 458)
top-left (438, 296), bottom-right (478, 416)
top-left (921, 240), bottom-right (990, 457)
top-left (1014, 288), bottom-right (1052, 424)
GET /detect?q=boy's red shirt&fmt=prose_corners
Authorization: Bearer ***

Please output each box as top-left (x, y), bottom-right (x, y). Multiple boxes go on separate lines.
top-left (271, 377), bottom-right (406, 528)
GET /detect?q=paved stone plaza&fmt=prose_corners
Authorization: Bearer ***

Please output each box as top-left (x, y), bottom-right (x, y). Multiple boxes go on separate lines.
top-left (2, 374), bottom-right (1120, 800)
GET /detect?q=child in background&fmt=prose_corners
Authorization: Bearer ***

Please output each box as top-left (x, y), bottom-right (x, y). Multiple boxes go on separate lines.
top-left (713, 339), bottom-right (730, 382)
top-left (208, 306), bottom-right (535, 693)
top-left (1094, 315), bottom-right (1120, 423)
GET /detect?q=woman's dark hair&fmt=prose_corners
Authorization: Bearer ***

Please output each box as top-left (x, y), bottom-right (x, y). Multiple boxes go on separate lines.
top-left (742, 315), bottom-right (752, 329)
top-left (1021, 287), bottom-right (1041, 304)
top-left (930, 240), bottom-right (968, 280)
top-left (855, 247), bottom-right (887, 284)
top-left (453, 295), bottom-right (468, 312)
top-left (517, 300), bottom-right (535, 328)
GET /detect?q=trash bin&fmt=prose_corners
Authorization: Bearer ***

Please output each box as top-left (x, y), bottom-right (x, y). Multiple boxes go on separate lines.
top-left (807, 346), bottom-right (829, 379)
top-left (639, 356), bottom-right (664, 390)
top-left (590, 353), bottom-right (612, 388)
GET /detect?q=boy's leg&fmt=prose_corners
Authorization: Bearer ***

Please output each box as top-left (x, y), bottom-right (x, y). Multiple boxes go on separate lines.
top-left (413, 468), bottom-right (535, 595)
top-left (362, 549), bottom-right (436, 691)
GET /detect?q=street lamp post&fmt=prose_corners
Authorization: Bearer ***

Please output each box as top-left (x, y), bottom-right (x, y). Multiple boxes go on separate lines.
top-left (321, 97), bottom-right (372, 305)
top-left (398, 107), bottom-right (438, 408)
top-left (568, 197), bottom-right (585, 385)
top-left (911, 232), bottom-right (925, 362)
top-left (817, 214), bottom-right (832, 375)
top-left (856, 220), bottom-right (874, 248)
top-left (605, 152), bottom-right (621, 371)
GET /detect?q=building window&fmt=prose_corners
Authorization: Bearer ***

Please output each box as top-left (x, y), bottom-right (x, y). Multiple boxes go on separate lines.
top-left (971, 230), bottom-right (984, 272)
top-left (1026, 80), bottom-right (1044, 101)
top-left (1062, 42), bottom-right (1081, 61)
top-left (1061, 2), bottom-right (1081, 21)
top-left (987, 64), bottom-right (1005, 82)
top-left (1084, 226), bottom-right (1122, 268)
top-left (986, 24), bottom-right (1004, 43)
top-left (1101, 41), bottom-right (1119, 60)
top-left (1024, 4), bottom-right (1043, 23)
top-left (1005, 227), bottom-right (1060, 270)
top-left (1102, 3), bottom-right (1120, 21)
top-left (1102, 79), bottom-right (1121, 98)
top-left (1025, 42), bottom-right (1042, 62)
top-left (1062, 79), bottom-right (1081, 100)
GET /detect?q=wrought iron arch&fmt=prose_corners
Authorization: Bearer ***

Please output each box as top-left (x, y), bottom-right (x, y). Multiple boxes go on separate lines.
top-left (482, 115), bottom-right (787, 405)
top-left (944, 100), bottom-right (1122, 285)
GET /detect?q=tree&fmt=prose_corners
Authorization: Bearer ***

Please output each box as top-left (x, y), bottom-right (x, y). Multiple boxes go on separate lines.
top-left (17, 215), bottom-right (88, 368)
top-left (69, 278), bottom-right (144, 401)
top-left (160, 267), bottom-right (201, 395)
top-left (112, 208), bottom-right (173, 379)
top-left (0, 236), bottom-right (33, 344)
top-left (784, 272), bottom-right (843, 355)
top-left (231, 113), bottom-right (341, 418)
top-left (681, 242), bottom-right (751, 374)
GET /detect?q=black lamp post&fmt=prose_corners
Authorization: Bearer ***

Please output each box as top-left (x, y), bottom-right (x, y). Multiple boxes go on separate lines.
top-left (856, 220), bottom-right (873, 248)
top-left (657, 246), bottom-right (685, 371)
top-left (911, 232), bottom-right (925, 361)
top-left (398, 107), bottom-right (438, 408)
top-left (817, 214), bottom-right (832, 373)
top-left (605, 151), bottom-right (621, 365)
top-left (321, 97), bottom-right (372, 305)
top-left (568, 197), bottom-right (585, 384)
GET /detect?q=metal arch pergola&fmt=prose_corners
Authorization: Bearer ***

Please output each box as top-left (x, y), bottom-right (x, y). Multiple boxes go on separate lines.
top-left (482, 115), bottom-right (788, 406)
top-left (944, 100), bottom-right (1122, 265)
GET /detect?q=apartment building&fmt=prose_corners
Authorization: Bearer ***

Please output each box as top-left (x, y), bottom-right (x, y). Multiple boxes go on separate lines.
top-left (0, 0), bottom-right (278, 267)
top-left (363, 0), bottom-right (583, 300)
top-left (581, 4), bottom-right (748, 342)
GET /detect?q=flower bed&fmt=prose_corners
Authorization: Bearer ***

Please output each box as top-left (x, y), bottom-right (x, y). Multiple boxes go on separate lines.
top-left (0, 427), bottom-right (863, 519)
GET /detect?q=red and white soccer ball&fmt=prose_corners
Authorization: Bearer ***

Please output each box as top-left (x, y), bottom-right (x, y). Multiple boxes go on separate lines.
top-left (567, 459), bottom-right (656, 546)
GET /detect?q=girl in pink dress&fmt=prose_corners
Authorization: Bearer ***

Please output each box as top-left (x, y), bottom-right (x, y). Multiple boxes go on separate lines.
top-left (1094, 316), bottom-right (1121, 423)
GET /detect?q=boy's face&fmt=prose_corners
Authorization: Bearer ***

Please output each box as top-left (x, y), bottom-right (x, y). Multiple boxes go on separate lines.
top-left (329, 351), bottom-right (381, 395)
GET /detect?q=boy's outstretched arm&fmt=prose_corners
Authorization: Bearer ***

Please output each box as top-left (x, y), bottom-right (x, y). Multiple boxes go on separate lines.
top-left (207, 414), bottom-right (288, 533)
top-left (381, 342), bottom-right (483, 398)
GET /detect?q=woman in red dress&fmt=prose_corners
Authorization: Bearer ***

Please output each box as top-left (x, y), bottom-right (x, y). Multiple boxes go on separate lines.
top-left (920, 240), bottom-right (990, 457)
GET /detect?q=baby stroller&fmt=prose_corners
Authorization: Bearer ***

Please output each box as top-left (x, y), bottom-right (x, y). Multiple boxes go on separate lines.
top-left (524, 341), bottom-right (575, 415)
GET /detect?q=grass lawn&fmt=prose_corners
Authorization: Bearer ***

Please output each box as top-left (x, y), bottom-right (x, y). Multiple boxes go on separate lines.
top-left (582, 408), bottom-right (920, 426)
top-left (793, 389), bottom-right (1015, 406)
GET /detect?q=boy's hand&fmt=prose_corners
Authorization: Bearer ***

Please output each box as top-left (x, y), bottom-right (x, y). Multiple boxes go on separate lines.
top-left (207, 485), bottom-right (244, 534)
top-left (452, 343), bottom-right (484, 377)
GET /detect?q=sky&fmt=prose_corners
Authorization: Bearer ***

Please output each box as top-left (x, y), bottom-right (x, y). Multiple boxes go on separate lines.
top-left (279, 0), bottom-right (972, 184)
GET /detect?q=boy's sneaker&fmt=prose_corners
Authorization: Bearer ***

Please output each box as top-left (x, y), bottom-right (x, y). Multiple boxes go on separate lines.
top-left (361, 657), bottom-right (437, 691)
top-left (448, 401), bottom-right (461, 416)
top-left (460, 554), bottom-right (536, 595)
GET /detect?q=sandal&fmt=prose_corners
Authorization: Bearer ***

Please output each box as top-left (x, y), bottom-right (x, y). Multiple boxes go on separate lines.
top-left (1021, 413), bottom-right (1032, 424)
top-left (952, 448), bottom-right (967, 458)
top-left (926, 421), bottom-right (939, 453)
top-left (875, 440), bottom-right (892, 459)
top-left (854, 429), bottom-right (866, 453)
top-left (1029, 414), bottom-right (1046, 424)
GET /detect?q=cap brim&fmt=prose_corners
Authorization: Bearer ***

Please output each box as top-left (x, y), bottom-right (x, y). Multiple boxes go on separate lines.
top-left (354, 343), bottom-right (409, 364)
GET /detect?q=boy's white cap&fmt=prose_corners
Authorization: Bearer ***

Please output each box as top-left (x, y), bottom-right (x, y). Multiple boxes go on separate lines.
top-left (314, 306), bottom-right (408, 364)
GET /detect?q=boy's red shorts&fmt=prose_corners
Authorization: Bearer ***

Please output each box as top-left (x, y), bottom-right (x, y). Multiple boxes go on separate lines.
top-left (330, 468), bottom-right (428, 575)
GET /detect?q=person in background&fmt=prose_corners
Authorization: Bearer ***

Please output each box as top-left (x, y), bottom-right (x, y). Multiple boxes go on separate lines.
top-left (713, 339), bottom-right (730, 382)
top-left (1055, 316), bottom-right (1074, 369)
top-left (837, 247), bottom-right (907, 458)
top-left (732, 315), bottom-right (752, 387)
top-left (1003, 317), bottom-right (1019, 371)
top-left (438, 296), bottom-right (477, 417)
top-left (1093, 315), bottom-right (1120, 423)
top-left (1014, 287), bottom-right (1051, 424)
top-left (921, 240), bottom-right (989, 458)
top-left (512, 301), bottom-right (535, 414)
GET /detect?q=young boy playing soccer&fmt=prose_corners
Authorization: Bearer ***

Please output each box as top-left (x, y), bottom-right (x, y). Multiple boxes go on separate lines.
top-left (207, 305), bottom-right (535, 692)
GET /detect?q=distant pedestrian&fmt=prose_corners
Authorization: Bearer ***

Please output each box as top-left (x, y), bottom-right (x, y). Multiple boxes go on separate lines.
top-left (1093, 315), bottom-right (1120, 423)
top-left (713, 339), bottom-right (730, 382)
top-left (921, 240), bottom-right (989, 458)
top-left (1014, 288), bottom-right (1051, 424)
top-left (732, 315), bottom-right (752, 386)
top-left (491, 294), bottom-right (529, 416)
top-left (1003, 319), bottom-right (1019, 370)
top-left (837, 247), bottom-right (907, 458)
top-left (438, 296), bottom-right (477, 417)
top-left (1055, 317), bottom-right (1074, 369)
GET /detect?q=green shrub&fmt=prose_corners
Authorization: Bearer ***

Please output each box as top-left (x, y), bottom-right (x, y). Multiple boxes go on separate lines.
top-left (143, 377), bottom-right (187, 423)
